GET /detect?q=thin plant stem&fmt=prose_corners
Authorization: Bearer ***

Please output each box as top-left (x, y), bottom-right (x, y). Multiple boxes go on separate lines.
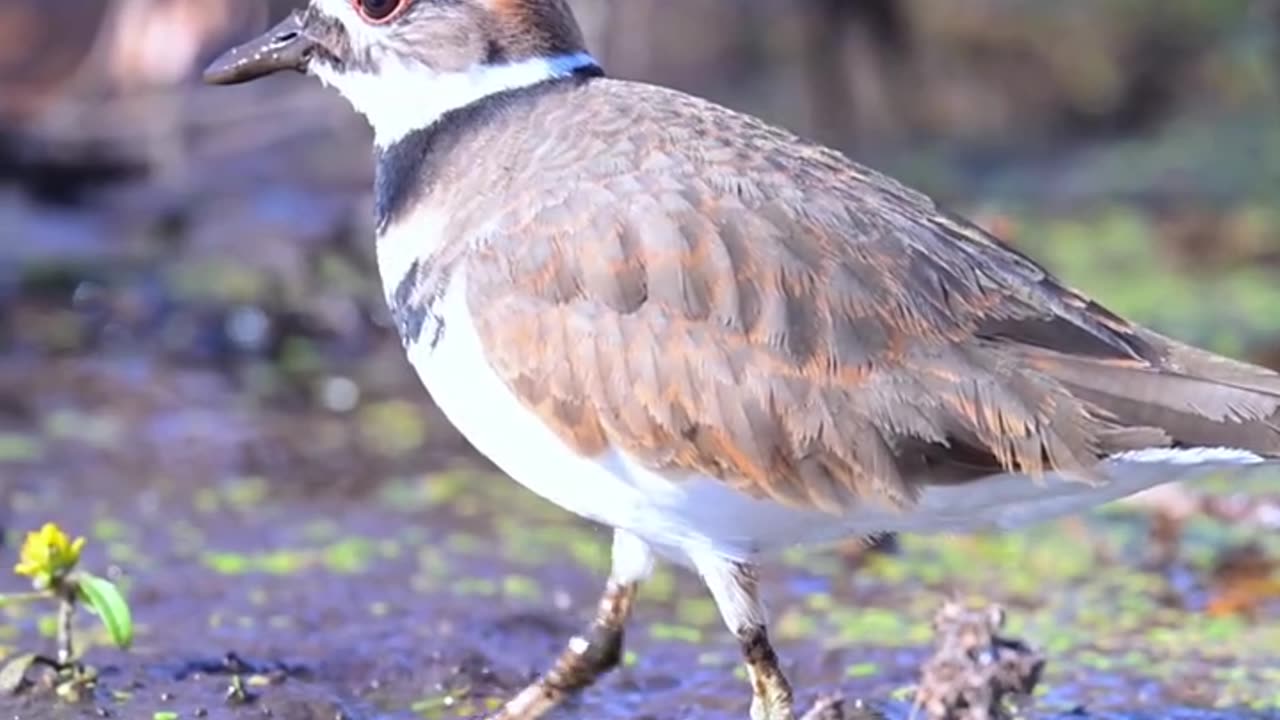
top-left (56, 592), bottom-right (76, 667)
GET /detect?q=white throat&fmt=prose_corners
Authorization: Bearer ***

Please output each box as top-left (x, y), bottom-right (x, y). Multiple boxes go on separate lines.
top-left (311, 52), bottom-right (599, 149)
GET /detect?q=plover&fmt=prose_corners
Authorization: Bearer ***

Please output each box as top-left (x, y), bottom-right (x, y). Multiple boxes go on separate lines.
top-left (205, 2), bottom-right (1280, 718)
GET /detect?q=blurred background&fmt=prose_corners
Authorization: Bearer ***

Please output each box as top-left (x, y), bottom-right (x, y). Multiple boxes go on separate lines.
top-left (2, 2), bottom-right (1279, 719)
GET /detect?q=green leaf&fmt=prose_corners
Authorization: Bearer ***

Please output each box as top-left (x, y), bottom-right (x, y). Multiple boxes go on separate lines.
top-left (76, 573), bottom-right (133, 649)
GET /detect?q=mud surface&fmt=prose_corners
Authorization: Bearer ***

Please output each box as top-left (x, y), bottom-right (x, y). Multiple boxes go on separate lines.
top-left (1, 349), bottom-right (1278, 720)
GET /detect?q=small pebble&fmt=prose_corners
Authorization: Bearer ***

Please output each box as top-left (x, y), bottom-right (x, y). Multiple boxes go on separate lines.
top-left (321, 376), bottom-right (361, 413)
top-left (226, 306), bottom-right (272, 352)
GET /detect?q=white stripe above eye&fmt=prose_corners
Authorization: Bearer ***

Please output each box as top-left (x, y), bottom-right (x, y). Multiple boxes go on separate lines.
top-left (310, 52), bottom-right (599, 149)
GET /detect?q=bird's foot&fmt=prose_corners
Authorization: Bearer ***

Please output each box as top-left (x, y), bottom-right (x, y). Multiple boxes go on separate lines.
top-left (483, 580), bottom-right (637, 720)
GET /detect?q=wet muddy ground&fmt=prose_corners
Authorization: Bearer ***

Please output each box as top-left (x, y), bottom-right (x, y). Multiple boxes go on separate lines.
top-left (3, 68), bottom-right (1280, 720)
top-left (1, 350), bottom-right (1278, 720)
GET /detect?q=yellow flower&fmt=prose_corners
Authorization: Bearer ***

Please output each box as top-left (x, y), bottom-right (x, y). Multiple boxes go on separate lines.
top-left (14, 522), bottom-right (85, 587)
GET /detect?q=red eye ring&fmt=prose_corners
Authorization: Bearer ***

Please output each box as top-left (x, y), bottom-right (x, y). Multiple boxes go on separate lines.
top-left (352, 0), bottom-right (411, 24)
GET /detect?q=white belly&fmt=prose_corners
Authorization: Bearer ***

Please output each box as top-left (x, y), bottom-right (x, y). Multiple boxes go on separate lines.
top-left (407, 272), bottom-right (684, 539)
top-left (402, 270), bottom-right (1273, 563)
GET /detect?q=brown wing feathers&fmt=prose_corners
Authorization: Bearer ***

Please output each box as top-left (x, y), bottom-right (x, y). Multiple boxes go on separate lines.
top-left (1019, 342), bottom-right (1280, 452)
top-left (462, 80), bottom-right (1280, 514)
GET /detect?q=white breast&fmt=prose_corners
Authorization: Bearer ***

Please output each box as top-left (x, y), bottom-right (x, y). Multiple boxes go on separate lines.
top-left (379, 209), bottom-right (708, 555)
top-left (405, 271), bottom-right (680, 538)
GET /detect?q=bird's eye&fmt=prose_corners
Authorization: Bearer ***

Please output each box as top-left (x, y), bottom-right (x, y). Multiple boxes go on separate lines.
top-left (353, 0), bottom-right (409, 23)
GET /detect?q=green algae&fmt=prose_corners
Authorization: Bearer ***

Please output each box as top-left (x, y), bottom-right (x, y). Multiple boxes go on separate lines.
top-left (776, 607), bottom-right (820, 641)
top-left (674, 596), bottom-right (721, 628)
top-left (845, 662), bottom-right (880, 679)
top-left (0, 433), bottom-right (43, 463)
top-left (359, 400), bottom-right (430, 457)
top-left (411, 691), bottom-right (464, 719)
top-left (831, 607), bottom-right (930, 648)
top-left (202, 550), bottom-right (304, 576)
top-left (223, 476), bottom-right (270, 509)
top-left (199, 536), bottom-right (389, 576)
top-left (697, 650), bottom-right (732, 667)
top-left (167, 259), bottom-right (272, 305)
top-left (501, 574), bottom-right (542, 601)
top-left (322, 537), bottom-right (382, 573)
top-left (43, 410), bottom-right (122, 449)
top-left (650, 623), bottom-right (704, 644)
top-left (91, 518), bottom-right (127, 542)
top-left (378, 474), bottom-right (468, 511)
top-left (300, 518), bottom-right (342, 542)
top-left (36, 615), bottom-right (57, 639)
top-left (443, 532), bottom-right (486, 556)
top-left (639, 567), bottom-right (678, 604)
top-left (452, 578), bottom-right (498, 597)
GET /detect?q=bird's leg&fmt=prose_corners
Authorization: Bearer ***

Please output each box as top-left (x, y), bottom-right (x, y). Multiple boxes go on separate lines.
top-left (694, 553), bottom-right (796, 720)
top-left (488, 581), bottom-right (636, 718)
top-left (487, 531), bottom-right (652, 720)
top-left (740, 624), bottom-right (795, 720)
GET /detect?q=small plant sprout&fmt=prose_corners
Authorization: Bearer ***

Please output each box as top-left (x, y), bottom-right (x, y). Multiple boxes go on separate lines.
top-left (1, 522), bottom-right (133, 695)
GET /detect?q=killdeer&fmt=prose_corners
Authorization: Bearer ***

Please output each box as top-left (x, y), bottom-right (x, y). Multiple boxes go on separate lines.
top-left (205, 2), bottom-right (1280, 718)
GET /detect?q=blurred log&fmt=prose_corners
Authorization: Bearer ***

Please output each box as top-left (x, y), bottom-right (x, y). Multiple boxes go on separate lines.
top-left (1, 0), bottom-right (1272, 183)
top-left (0, 2), bottom-right (107, 125)
top-left (0, 0), bottom-right (268, 124)
top-left (100, 0), bottom-right (268, 92)
top-left (798, 0), bottom-right (914, 150)
top-left (0, 0), bottom-right (283, 194)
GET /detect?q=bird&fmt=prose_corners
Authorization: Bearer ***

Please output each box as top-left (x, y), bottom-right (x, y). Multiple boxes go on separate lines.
top-left (203, 2), bottom-right (1280, 718)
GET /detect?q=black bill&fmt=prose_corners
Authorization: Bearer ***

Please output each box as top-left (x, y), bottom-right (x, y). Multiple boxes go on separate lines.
top-left (203, 12), bottom-right (316, 85)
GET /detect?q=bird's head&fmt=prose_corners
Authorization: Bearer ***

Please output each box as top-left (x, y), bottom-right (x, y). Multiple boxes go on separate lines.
top-left (204, 0), bottom-right (599, 146)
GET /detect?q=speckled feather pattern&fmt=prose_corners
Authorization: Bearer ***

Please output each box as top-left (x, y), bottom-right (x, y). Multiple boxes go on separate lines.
top-left (385, 76), bottom-right (1280, 515)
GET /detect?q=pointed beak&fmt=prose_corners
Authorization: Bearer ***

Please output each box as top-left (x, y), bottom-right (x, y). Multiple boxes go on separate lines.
top-left (203, 12), bottom-right (316, 85)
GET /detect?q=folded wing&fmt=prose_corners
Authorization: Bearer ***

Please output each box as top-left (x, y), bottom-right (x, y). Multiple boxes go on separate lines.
top-left (463, 82), bottom-right (1280, 515)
